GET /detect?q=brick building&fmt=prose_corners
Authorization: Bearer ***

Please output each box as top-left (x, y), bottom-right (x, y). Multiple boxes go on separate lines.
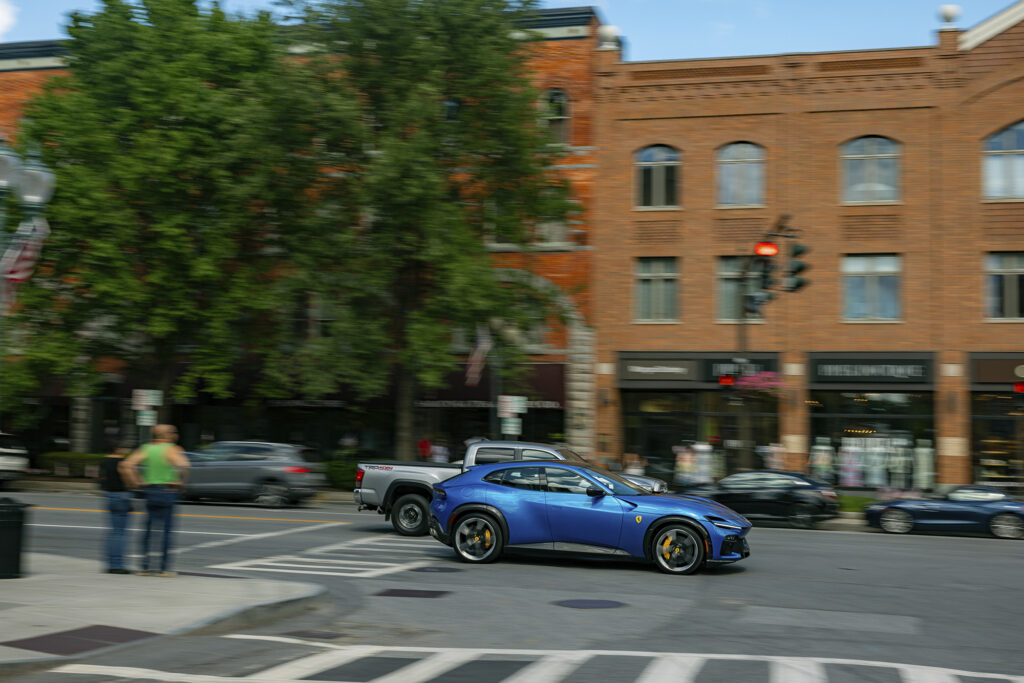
top-left (590, 2), bottom-right (1024, 490)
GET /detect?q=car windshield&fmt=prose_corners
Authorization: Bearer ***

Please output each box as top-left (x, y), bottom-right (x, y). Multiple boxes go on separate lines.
top-left (585, 468), bottom-right (646, 495)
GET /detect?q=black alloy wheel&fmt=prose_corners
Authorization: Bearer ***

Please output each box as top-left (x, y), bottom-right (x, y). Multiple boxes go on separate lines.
top-left (651, 524), bottom-right (705, 575)
top-left (787, 503), bottom-right (817, 530)
top-left (452, 513), bottom-right (503, 563)
top-left (391, 494), bottom-right (429, 536)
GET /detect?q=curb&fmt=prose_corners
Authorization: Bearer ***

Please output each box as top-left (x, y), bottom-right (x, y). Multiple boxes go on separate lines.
top-left (10, 479), bottom-right (357, 503)
top-left (0, 581), bottom-right (327, 680)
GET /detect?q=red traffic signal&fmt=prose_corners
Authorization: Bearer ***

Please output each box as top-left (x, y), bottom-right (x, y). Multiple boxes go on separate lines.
top-left (1014, 381), bottom-right (1024, 393)
top-left (754, 241), bottom-right (779, 257)
top-left (719, 374), bottom-right (735, 387)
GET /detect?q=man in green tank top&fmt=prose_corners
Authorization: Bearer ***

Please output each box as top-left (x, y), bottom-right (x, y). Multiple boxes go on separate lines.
top-left (120, 424), bottom-right (190, 576)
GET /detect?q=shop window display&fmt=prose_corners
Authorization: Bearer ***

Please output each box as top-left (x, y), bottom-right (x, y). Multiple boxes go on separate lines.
top-left (971, 392), bottom-right (1024, 491)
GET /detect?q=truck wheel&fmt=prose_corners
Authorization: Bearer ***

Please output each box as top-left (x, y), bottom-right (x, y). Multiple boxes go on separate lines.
top-left (392, 494), bottom-right (429, 536)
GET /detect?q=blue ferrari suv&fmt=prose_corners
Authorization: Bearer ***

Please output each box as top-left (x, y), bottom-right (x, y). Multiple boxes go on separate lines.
top-left (428, 460), bottom-right (751, 575)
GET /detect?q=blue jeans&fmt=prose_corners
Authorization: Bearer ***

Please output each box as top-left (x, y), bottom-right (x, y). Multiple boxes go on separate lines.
top-left (140, 487), bottom-right (178, 572)
top-left (105, 491), bottom-right (133, 570)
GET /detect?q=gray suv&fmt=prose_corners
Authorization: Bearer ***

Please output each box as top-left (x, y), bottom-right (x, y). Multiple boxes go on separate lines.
top-left (183, 441), bottom-right (327, 507)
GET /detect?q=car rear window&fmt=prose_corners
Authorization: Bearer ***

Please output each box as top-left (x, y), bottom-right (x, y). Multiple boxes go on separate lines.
top-left (0, 435), bottom-right (25, 450)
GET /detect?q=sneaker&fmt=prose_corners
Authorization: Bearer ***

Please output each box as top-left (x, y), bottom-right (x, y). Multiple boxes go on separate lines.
top-left (136, 570), bottom-right (153, 576)
top-left (155, 571), bottom-right (177, 578)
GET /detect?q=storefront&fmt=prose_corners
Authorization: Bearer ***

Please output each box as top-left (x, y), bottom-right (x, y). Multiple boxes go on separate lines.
top-left (970, 354), bottom-right (1024, 491)
top-left (618, 352), bottom-right (779, 481)
top-left (807, 353), bottom-right (935, 490)
top-left (415, 363), bottom-right (566, 457)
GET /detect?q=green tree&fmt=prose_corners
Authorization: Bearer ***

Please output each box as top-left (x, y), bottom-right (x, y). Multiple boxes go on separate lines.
top-left (274, 0), bottom-right (572, 459)
top-left (8, 0), bottom-right (362, 424)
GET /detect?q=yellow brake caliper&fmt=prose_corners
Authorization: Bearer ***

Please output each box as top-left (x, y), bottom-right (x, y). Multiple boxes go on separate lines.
top-left (661, 536), bottom-right (672, 560)
top-left (484, 528), bottom-right (492, 548)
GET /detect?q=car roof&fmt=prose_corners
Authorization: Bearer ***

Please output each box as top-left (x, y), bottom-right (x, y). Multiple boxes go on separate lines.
top-left (212, 441), bottom-right (301, 447)
top-left (470, 440), bottom-right (560, 449)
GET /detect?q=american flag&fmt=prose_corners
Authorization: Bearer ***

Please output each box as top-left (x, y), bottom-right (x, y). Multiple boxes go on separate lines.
top-left (464, 324), bottom-right (492, 387)
top-left (1, 216), bottom-right (49, 311)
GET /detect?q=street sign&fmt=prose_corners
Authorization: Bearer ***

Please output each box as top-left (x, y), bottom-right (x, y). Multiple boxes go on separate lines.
top-left (132, 389), bottom-right (164, 410)
top-left (136, 410), bottom-right (157, 427)
top-left (498, 395), bottom-right (527, 418)
top-left (501, 417), bottom-right (522, 436)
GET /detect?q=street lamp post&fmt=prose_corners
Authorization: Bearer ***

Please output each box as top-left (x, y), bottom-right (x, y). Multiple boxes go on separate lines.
top-left (0, 138), bottom-right (56, 429)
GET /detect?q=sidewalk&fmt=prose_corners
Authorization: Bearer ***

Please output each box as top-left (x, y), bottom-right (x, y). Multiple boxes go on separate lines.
top-left (12, 478), bottom-right (357, 503)
top-left (0, 553), bottom-right (325, 678)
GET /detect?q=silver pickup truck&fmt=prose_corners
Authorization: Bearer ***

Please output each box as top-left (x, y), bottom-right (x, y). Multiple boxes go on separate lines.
top-left (354, 440), bottom-right (668, 536)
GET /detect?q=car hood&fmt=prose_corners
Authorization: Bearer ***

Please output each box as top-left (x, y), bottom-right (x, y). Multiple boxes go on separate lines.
top-left (618, 493), bottom-right (750, 527)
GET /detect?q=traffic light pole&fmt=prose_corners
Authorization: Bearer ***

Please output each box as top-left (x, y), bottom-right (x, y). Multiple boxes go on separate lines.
top-left (735, 253), bottom-right (755, 471)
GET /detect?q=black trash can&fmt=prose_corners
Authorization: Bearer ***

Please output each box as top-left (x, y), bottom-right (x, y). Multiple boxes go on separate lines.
top-left (0, 497), bottom-right (31, 578)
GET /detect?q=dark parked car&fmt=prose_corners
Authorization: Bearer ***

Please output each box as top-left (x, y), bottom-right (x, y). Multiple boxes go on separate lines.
top-left (183, 441), bottom-right (326, 507)
top-left (679, 470), bottom-right (839, 529)
top-left (865, 485), bottom-right (1024, 539)
top-left (0, 433), bottom-right (29, 489)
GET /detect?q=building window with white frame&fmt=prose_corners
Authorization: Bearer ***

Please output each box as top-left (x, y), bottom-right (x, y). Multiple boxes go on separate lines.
top-left (717, 142), bottom-right (764, 206)
top-left (635, 257), bottom-right (677, 322)
top-left (842, 136), bottom-right (901, 203)
top-left (986, 252), bottom-right (1024, 319)
top-left (842, 254), bottom-right (902, 321)
top-left (717, 256), bottom-right (762, 320)
top-left (635, 145), bottom-right (679, 208)
top-left (543, 89), bottom-right (570, 145)
top-left (984, 121), bottom-right (1024, 199)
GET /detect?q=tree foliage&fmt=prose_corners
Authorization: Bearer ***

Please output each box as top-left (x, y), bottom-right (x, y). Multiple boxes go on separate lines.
top-left (8, 0), bottom-right (362, 422)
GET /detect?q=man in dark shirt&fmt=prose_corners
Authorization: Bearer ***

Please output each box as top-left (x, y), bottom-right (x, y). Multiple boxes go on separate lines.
top-left (98, 443), bottom-right (133, 574)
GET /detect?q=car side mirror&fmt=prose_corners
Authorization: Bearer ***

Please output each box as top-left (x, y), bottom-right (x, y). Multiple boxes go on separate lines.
top-left (586, 486), bottom-right (605, 497)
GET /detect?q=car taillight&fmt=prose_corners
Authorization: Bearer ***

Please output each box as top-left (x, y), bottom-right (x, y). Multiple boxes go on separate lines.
top-left (820, 489), bottom-right (837, 499)
top-left (355, 467), bottom-right (365, 487)
top-left (283, 466), bottom-right (313, 474)
top-left (432, 485), bottom-right (446, 499)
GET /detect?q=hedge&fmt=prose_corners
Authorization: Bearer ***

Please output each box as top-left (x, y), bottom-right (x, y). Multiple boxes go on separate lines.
top-left (39, 452), bottom-right (109, 478)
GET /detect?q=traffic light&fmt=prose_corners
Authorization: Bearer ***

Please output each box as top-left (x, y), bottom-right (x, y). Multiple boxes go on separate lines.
top-left (743, 290), bottom-right (773, 315)
top-left (759, 254), bottom-right (778, 292)
top-left (785, 241), bottom-right (810, 292)
top-left (719, 374), bottom-right (735, 387)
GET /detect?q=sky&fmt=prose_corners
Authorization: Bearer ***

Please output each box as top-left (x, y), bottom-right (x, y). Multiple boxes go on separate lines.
top-left (1, 0), bottom-right (1019, 62)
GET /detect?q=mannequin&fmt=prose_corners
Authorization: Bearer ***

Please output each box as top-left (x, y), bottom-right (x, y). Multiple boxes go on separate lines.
top-left (865, 439), bottom-right (888, 488)
top-left (913, 439), bottom-right (935, 490)
top-left (809, 437), bottom-right (835, 483)
top-left (839, 438), bottom-right (864, 488)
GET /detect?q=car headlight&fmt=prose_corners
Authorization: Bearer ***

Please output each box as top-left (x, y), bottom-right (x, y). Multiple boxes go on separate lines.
top-left (705, 515), bottom-right (744, 530)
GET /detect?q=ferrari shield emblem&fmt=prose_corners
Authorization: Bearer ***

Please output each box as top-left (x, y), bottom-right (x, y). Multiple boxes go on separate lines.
top-left (635, 515), bottom-right (643, 524)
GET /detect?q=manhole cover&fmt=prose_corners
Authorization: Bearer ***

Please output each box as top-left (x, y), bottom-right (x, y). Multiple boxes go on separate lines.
top-left (552, 599), bottom-right (626, 610)
top-left (375, 589), bottom-right (450, 598)
top-left (409, 566), bottom-right (462, 573)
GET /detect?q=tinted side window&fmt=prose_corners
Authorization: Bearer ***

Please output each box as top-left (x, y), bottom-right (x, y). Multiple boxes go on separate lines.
top-left (474, 447), bottom-right (516, 465)
top-left (229, 445), bottom-right (273, 461)
top-left (502, 467), bottom-right (543, 491)
top-left (720, 473), bottom-right (762, 489)
top-left (948, 488), bottom-right (1006, 502)
top-left (482, 470), bottom-right (507, 485)
top-left (522, 448), bottom-right (556, 461)
top-left (762, 474), bottom-right (796, 488)
top-left (544, 468), bottom-right (592, 495)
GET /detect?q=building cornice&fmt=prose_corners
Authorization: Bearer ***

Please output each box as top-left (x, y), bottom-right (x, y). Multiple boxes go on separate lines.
top-left (960, 0), bottom-right (1024, 51)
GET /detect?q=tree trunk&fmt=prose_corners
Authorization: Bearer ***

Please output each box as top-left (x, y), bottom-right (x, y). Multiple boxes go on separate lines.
top-left (394, 368), bottom-right (415, 461)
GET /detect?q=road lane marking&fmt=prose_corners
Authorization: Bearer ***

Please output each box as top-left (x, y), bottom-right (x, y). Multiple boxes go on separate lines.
top-left (242, 645), bottom-right (380, 679)
top-left (27, 524), bottom-right (246, 536)
top-left (54, 664), bottom-right (251, 682)
top-left (210, 555), bottom-right (433, 578)
top-left (34, 507), bottom-right (350, 523)
top-left (635, 654), bottom-right (704, 683)
top-left (770, 659), bottom-right (826, 683)
top-left (179, 522), bottom-right (340, 553)
top-left (501, 652), bottom-right (595, 683)
top-left (369, 651), bottom-right (481, 683)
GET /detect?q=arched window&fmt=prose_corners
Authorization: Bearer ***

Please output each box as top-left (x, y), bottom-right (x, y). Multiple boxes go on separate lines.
top-left (842, 136), bottom-right (900, 203)
top-left (717, 142), bottom-right (764, 206)
top-left (543, 89), bottom-right (570, 145)
top-left (635, 145), bottom-right (679, 208)
top-left (984, 121), bottom-right (1024, 199)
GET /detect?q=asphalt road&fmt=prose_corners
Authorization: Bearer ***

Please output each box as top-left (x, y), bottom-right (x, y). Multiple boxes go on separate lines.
top-left (10, 491), bottom-right (1024, 682)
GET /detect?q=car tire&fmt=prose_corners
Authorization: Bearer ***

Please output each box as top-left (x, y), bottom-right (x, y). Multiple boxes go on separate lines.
top-left (253, 481), bottom-right (289, 508)
top-left (787, 504), bottom-right (817, 530)
top-left (879, 508), bottom-right (914, 534)
top-left (651, 524), bottom-right (705, 575)
top-left (392, 494), bottom-right (429, 536)
top-left (452, 512), bottom-right (503, 564)
top-left (989, 513), bottom-right (1024, 540)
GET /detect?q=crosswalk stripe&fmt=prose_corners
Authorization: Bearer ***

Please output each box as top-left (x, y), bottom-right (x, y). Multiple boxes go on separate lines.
top-left (368, 651), bottom-right (481, 683)
top-left (54, 664), bottom-right (241, 682)
top-left (898, 668), bottom-right (958, 683)
top-left (771, 658), bottom-right (826, 683)
top-left (635, 654), bottom-right (705, 682)
top-left (500, 652), bottom-right (594, 683)
top-left (244, 645), bottom-right (381, 679)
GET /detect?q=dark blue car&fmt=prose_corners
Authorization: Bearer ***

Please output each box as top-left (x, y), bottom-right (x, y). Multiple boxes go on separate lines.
top-left (428, 460), bottom-right (751, 575)
top-left (864, 485), bottom-right (1024, 538)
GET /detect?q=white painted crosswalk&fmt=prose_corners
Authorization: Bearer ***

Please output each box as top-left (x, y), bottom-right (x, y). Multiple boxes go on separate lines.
top-left (51, 635), bottom-right (1024, 683)
top-left (208, 535), bottom-right (449, 578)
